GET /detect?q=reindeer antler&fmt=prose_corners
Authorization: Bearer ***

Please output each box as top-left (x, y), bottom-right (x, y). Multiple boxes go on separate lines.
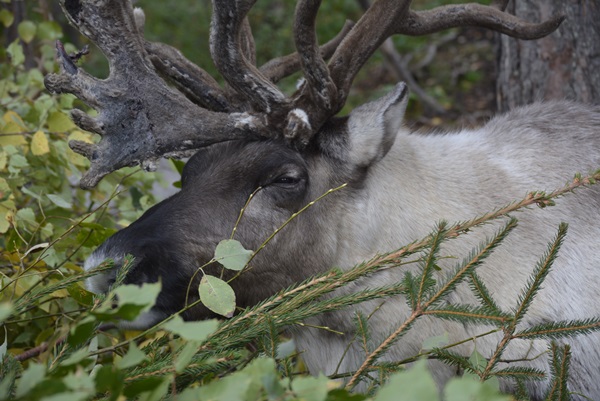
top-left (46, 0), bottom-right (564, 189)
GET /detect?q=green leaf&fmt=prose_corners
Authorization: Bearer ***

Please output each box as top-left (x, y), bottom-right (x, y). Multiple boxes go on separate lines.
top-left (445, 375), bottom-right (510, 401)
top-left (326, 389), bottom-right (368, 401)
top-left (37, 21), bottom-right (63, 41)
top-left (67, 284), bottom-right (94, 307)
top-left (469, 350), bottom-right (488, 371)
top-left (15, 363), bottom-right (47, 399)
top-left (291, 374), bottom-right (330, 401)
top-left (18, 20), bottom-right (36, 43)
top-left (0, 302), bottom-right (12, 324)
top-left (123, 377), bottom-right (166, 399)
top-left (0, 9), bottom-right (13, 27)
top-left (198, 372), bottom-right (252, 401)
top-left (174, 340), bottom-right (201, 373)
top-left (0, 151), bottom-right (7, 170)
top-left (0, 370), bottom-right (16, 401)
top-left (163, 315), bottom-right (218, 341)
top-left (199, 274), bottom-right (236, 317)
top-left (59, 348), bottom-right (94, 368)
top-left (242, 358), bottom-right (284, 400)
top-left (63, 371), bottom-right (95, 394)
top-left (115, 282), bottom-right (160, 307)
top-left (0, 207), bottom-right (11, 234)
top-left (15, 207), bottom-right (36, 228)
top-left (214, 239), bottom-right (253, 271)
top-left (41, 391), bottom-right (96, 401)
top-left (7, 40), bottom-right (24, 67)
top-left (116, 342), bottom-right (147, 369)
top-left (170, 158), bottom-right (186, 175)
top-left (374, 360), bottom-right (439, 401)
top-left (0, 178), bottom-right (11, 202)
top-left (94, 282), bottom-right (161, 321)
top-left (68, 315), bottom-right (96, 347)
top-left (137, 377), bottom-right (171, 401)
top-left (9, 153), bottom-right (28, 169)
top-left (47, 193), bottom-right (72, 209)
top-left (95, 365), bottom-right (125, 399)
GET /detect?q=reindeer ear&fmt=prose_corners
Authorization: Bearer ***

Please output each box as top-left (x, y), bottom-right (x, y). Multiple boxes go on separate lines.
top-left (346, 82), bottom-right (408, 167)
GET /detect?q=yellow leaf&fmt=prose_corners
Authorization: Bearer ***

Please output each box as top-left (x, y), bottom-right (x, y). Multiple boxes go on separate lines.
top-left (0, 134), bottom-right (26, 146)
top-left (30, 131), bottom-right (50, 156)
top-left (51, 288), bottom-right (69, 298)
top-left (0, 199), bottom-right (15, 234)
top-left (0, 211), bottom-right (10, 233)
top-left (2, 111), bottom-right (26, 128)
top-left (47, 111), bottom-right (76, 132)
top-left (68, 130), bottom-right (93, 143)
top-left (0, 112), bottom-right (27, 145)
top-left (0, 122), bottom-right (27, 146)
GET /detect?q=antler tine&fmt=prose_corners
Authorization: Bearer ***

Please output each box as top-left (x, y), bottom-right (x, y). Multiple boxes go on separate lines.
top-left (145, 41), bottom-right (233, 112)
top-left (282, 0), bottom-right (340, 144)
top-left (210, 0), bottom-right (287, 113)
top-left (328, 0), bottom-right (412, 110)
top-left (260, 20), bottom-right (354, 84)
top-left (400, 4), bottom-right (565, 39)
top-left (130, 6), bottom-right (233, 112)
top-left (240, 18), bottom-right (257, 66)
top-left (59, 0), bottom-right (148, 77)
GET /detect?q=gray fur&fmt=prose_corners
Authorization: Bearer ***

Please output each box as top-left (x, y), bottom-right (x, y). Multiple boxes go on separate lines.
top-left (85, 83), bottom-right (600, 399)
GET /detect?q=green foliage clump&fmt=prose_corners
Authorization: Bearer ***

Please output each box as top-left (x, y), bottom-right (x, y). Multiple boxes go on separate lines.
top-left (0, 7), bottom-right (160, 395)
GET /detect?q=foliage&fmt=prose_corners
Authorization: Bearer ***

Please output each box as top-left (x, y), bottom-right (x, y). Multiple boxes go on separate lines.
top-left (2, 1), bottom-right (600, 401)
top-left (0, 6), bottom-right (161, 398)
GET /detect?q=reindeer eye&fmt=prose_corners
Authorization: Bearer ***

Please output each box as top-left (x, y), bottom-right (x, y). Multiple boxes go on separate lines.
top-left (273, 175), bottom-right (301, 185)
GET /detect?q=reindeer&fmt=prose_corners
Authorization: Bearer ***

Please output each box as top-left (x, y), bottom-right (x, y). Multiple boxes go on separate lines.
top-left (45, 0), bottom-right (600, 399)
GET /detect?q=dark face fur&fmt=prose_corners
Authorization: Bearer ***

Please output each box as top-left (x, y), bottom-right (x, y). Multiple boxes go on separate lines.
top-left (85, 133), bottom-right (350, 325)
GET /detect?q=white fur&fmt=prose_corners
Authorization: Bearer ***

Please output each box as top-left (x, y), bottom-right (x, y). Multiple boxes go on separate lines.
top-left (295, 98), bottom-right (600, 399)
top-left (83, 249), bottom-right (113, 294)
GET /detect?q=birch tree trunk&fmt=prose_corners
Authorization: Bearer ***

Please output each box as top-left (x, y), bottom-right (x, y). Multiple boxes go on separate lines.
top-left (496, 0), bottom-right (600, 111)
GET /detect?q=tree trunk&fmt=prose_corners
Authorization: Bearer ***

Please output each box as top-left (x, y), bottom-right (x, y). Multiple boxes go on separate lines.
top-left (496, 0), bottom-right (600, 111)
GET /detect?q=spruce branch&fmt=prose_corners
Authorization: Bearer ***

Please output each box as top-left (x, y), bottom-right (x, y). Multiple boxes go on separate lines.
top-left (468, 271), bottom-right (502, 314)
top-left (423, 305), bottom-right (511, 326)
top-left (514, 379), bottom-right (531, 401)
top-left (401, 271), bottom-right (419, 310)
top-left (430, 348), bottom-right (478, 374)
top-left (355, 312), bottom-right (371, 356)
top-left (513, 223), bottom-right (568, 326)
top-left (424, 217), bottom-right (518, 308)
top-left (544, 343), bottom-right (572, 401)
top-left (12, 261), bottom-right (113, 315)
top-left (416, 221), bottom-right (448, 306)
top-left (480, 224), bottom-right (568, 381)
top-left (348, 218), bottom-right (518, 389)
top-left (513, 319), bottom-right (600, 340)
top-left (492, 366), bottom-right (547, 381)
